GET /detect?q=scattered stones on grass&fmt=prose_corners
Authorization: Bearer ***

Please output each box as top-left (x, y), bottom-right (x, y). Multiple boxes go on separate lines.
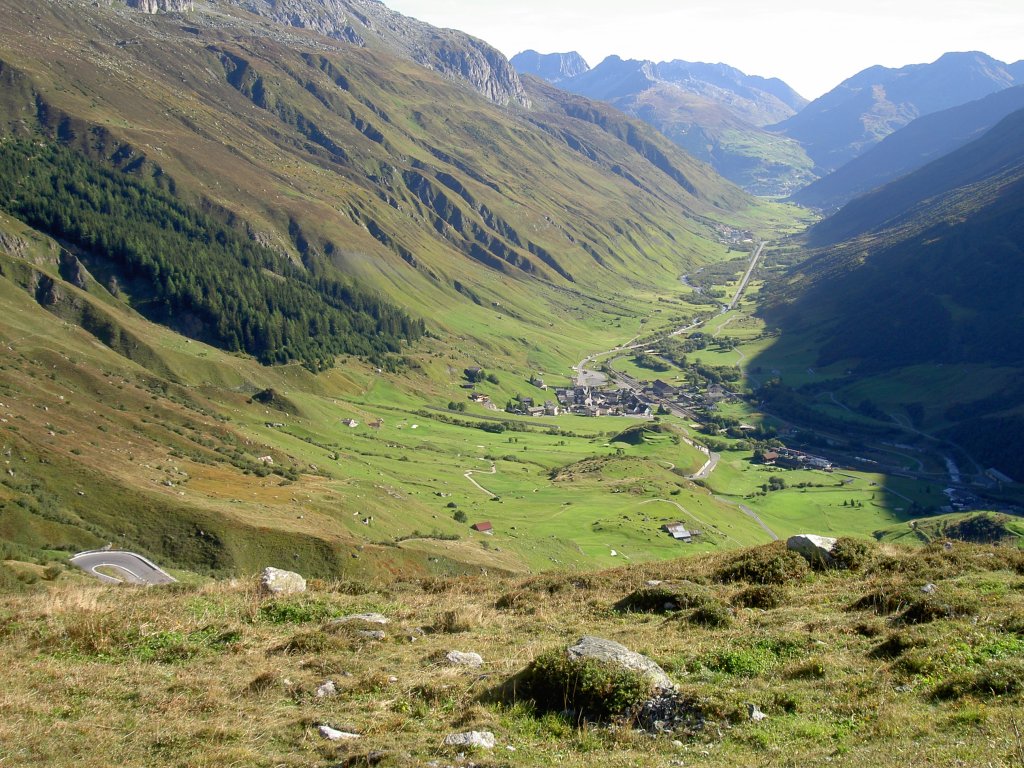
top-left (331, 613), bottom-right (390, 625)
top-left (259, 567), bottom-right (306, 596)
top-left (922, 583), bottom-right (937, 594)
top-left (356, 630), bottom-right (387, 641)
top-left (748, 703), bottom-right (768, 722)
top-left (444, 650), bottom-right (484, 667)
top-left (318, 725), bottom-right (361, 741)
top-left (442, 730), bottom-right (496, 749)
top-left (315, 680), bottom-right (337, 698)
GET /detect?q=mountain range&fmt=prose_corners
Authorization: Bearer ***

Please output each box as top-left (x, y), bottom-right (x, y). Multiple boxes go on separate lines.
top-left (773, 51), bottom-right (1020, 173)
top-left (791, 85), bottom-right (1024, 210)
top-left (513, 52), bottom-right (814, 195)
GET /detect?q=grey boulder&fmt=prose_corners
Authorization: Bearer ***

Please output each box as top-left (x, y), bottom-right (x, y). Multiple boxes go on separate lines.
top-left (259, 567), bottom-right (306, 596)
top-left (445, 650), bottom-right (484, 667)
top-left (442, 730), bottom-right (495, 749)
top-left (786, 534), bottom-right (838, 566)
top-left (567, 635), bottom-right (674, 691)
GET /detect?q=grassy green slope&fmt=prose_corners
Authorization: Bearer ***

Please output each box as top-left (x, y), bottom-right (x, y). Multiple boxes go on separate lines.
top-left (0, 0), bottom-right (816, 578)
top-left (0, 0), bottom-right (759, 372)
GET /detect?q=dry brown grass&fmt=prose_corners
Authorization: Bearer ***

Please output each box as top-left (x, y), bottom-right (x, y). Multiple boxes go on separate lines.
top-left (1, 544), bottom-right (1023, 767)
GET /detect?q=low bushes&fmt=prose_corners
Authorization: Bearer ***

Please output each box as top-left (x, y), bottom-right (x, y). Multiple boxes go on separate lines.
top-left (715, 542), bottom-right (808, 585)
top-left (614, 581), bottom-right (713, 614)
top-left (512, 649), bottom-right (655, 720)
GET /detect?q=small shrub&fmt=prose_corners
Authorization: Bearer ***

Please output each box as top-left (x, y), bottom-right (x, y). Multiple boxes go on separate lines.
top-left (495, 590), bottom-right (530, 611)
top-left (517, 650), bottom-right (654, 720)
top-left (272, 630), bottom-right (339, 655)
top-left (732, 584), bottom-right (785, 609)
top-left (785, 657), bottom-right (827, 680)
top-left (700, 647), bottom-right (773, 677)
top-left (614, 582), bottom-right (712, 614)
top-left (688, 601), bottom-right (734, 628)
top-left (853, 621), bottom-right (885, 638)
top-left (830, 537), bottom-right (877, 571)
top-left (869, 632), bottom-right (926, 659)
top-left (246, 670), bottom-right (281, 694)
top-left (715, 542), bottom-right (808, 585)
top-left (433, 607), bottom-right (482, 633)
top-left (895, 595), bottom-right (980, 625)
top-left (933, 659), bottom-right (1024, 700)
top-left (849, 584), bottom-right (917, 615)
top-left (258, 598), bottom-right (340, 625)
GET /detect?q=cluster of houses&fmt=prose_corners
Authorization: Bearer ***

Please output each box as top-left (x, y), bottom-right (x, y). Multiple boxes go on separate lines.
top-left (551, 386), bottom-right (654, 418)
top-left (713, 224), bottom-right (755, 247)
top-left (648, 379), bottom-right (733, 410)
top-left (761, 448), bottom-right (833, 472)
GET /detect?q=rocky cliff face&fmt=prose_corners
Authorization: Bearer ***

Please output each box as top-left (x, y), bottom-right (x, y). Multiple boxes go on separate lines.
top-left (126, 0), bottom-right (193, 12)
top-left (511, 50), bottom-right (590, 84)
top-left (231, 0), bottom-right (529, 107)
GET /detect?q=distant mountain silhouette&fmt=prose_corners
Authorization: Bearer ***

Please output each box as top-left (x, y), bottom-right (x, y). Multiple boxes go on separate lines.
top-left (510, 50), bottom-right (590, 83)
top-left (774, 52), bottom-right (1017, 173)
top-left (514, 53), bottom-right (813, 195)
top-left (561, 55), bottom-right (806, 126)
top-left (792, 85), bottom-right (1024, 210)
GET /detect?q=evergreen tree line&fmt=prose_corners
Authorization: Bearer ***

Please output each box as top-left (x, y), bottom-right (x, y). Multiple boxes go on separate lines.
top-left (0, 139), bottom-right (424, 368)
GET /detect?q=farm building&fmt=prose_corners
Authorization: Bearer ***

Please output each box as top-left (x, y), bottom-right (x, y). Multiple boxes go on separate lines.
top-left (471, 521), bottom-right (493, 533)
top-left (661, 523), bottom-right (692, 542)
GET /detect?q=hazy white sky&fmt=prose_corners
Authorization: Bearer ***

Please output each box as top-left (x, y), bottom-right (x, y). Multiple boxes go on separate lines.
top-left (384, 0), bottom-right (1024, 99)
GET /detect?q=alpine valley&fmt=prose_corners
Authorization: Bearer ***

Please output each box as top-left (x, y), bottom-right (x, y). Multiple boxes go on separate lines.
top-left (2, 1), bottom-right (1024, 766)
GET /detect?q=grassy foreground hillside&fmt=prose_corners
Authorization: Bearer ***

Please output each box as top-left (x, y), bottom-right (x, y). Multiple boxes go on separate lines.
top-left (4, 540), bottom-right (1024, 767)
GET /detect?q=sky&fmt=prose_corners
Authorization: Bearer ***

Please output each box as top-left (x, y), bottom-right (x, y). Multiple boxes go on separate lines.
top-left (384, 0), bottom-right (1024, 100)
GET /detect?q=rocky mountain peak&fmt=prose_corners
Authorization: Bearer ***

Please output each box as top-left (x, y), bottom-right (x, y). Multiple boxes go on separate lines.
top-left (510, 50), bottom-right (590, 83)
top-left (222, 0), bottom-right (530, 107)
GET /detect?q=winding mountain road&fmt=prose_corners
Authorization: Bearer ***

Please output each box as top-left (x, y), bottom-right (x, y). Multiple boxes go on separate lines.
top-left (70, 550), bottom-right (176, 585)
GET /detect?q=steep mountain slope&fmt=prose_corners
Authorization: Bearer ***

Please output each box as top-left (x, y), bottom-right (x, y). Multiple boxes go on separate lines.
top-left (0, 0), bottom-right (781, 576)
top-left (792, 85), bottom-right (1024, 210)
top-left (757, 108), bottom-right (1024, 479)
top-left (517, 54), bottom-right (814, 196)
top-left (0, 0), bottom-right (750, 348)
top-left (226, 0), bottom-right (530, 106)
top-left (774, 52), bottom-right (1017, 173)
top-left (510, 49), bottom-right (590, 83)
top-left (808, 108), bottom-right (1024, 246)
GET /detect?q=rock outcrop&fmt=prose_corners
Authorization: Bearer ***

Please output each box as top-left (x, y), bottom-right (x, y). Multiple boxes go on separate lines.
top-left (786, 534), bottom-right (838, 567)
top-left (511, 50), bottom-right (590, 83)
top-left (226, 0), bottom-right (529, 107)
top-left (126, 0), bottom-right (194, 12)
top-left (442, 731), bottom-right (495, 749)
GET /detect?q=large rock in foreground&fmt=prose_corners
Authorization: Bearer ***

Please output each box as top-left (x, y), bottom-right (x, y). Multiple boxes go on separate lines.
top-left (259, 567), bottom-right (306, 596)
top-left (496, 635), bottom-right (675, 722)
top-left (566, 636), bottom-right (674, 691)
top-left (787, 534), bottom-right (838, 567)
